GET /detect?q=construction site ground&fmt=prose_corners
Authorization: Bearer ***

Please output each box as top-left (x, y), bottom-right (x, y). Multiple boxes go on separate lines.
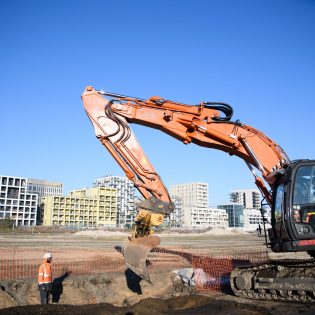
top-left (0, 230), bottom-right (315, 314)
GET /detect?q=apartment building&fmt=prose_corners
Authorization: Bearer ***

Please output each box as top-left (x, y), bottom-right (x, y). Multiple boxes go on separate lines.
top-left (230, 189), bottom-right (261, 210)
top-left (27, 178), bottom-right (63, 198)
top-left (190, 207), bottom-right (228, 229)
top-left (27, 178), bottom-right (63, 224)
top-left (94, 175), bottom-right (136, 227)
top-left (170, 182), bottom-right (227, 228)
top-left (170, 182), bottom-right (208, 208)
top-left (170, 182), bottom-right (208, 227)
top-left (228, 188), bottom-right (269, 230)
top-left (166, 195), bottom-right (184, 228)
top-left (217, 203), bottom-right (244, 228)
top-left (243, 208), bottom-right (271, 231)
top-left (41, 187), bottom-right (117, 227)
top-left (0, 175), bottom-right (37, 226)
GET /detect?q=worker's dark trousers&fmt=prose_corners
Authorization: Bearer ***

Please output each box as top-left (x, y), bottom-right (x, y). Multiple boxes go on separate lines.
top-left (38, 283), bottom-right (51, 304)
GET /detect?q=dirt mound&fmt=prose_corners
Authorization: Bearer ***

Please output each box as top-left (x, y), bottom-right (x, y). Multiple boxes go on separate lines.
top-left (203, 228), bottom-right (247, 235)
top-left (74, 230), bottom-right (127, 237)
top-left (0, 271), bottom-right (175, 309)
top-left (0, 287), bottom-right (15, 309)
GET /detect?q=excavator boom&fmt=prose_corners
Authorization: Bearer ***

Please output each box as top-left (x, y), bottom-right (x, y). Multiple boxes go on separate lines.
top-left (82, 86), bottom-right (289, 206)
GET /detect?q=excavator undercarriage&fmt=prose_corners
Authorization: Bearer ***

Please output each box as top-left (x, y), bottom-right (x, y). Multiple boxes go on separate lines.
top-left (231, 259), bottom-right (315, 302)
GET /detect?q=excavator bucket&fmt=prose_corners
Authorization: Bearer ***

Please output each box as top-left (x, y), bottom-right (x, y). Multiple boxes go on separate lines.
top-left (122, 235), bottom-right (161, 282)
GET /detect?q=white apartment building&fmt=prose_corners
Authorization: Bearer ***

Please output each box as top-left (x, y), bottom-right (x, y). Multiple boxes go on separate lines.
top-left (0, 175), bottom-right (38, 226)
top-left (170, 182), bottom-right (226, 228)
top-left (27, 178), bottom-right (63, 198)
top-left (94, 175), bottom-right (136, 227)
top-left (170, 182), bottom-right (208, 227)
top-left (243, 208), bottom-right (271, 231)
top-left (230, 189), bottom-right (261, 210)
top-left (229, 189), bottom-right (269, 230)
top-left (170, 182), bottom-right (208, 208)
top-left (191, 207), bottom-right (228, 229)
top-left (166, 195), bottom-right (184, 228)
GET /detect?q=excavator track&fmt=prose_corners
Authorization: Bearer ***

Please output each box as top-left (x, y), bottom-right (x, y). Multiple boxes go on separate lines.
top-left (230, 259), bottom-right (315, 302)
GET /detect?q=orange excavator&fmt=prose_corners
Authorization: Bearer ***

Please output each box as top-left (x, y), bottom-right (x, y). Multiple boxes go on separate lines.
top-left (82, 86), bottom-right (315, 301)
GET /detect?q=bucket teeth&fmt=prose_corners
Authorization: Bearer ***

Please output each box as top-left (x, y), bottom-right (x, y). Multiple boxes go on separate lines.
top-left (122, 235), bottom-right (161, 282)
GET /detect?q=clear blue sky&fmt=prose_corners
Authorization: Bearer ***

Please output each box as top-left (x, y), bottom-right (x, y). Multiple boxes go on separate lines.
top-left (1, 0), bottom-right (314, 206)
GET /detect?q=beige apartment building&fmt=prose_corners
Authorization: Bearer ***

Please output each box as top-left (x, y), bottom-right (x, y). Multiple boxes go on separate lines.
top-left (170, 182), bottom-right (208, 209)
top-left (94, 175), bottom-right (136, 227)
top-left (41, 187), bottom-right (117, 227)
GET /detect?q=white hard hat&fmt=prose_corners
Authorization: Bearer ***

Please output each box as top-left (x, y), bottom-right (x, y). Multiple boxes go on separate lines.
top-left (43, 252), bottom-right (52, 259)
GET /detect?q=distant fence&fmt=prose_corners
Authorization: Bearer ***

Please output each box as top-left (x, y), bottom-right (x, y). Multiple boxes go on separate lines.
top-left (0, 247), bottom-right (269, 293)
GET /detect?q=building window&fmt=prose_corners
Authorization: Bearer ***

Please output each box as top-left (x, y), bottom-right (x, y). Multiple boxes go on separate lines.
top-left (7, 188), bottom-right (19, 199)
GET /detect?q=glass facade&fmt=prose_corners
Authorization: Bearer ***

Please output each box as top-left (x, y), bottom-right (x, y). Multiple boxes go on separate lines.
top-left (217, 203), bottom-right (244, 228)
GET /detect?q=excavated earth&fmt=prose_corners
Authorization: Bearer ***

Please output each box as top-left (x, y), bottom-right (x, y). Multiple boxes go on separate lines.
top-left (1, 232), bottom-right (315, 314)
top-left (1, 272), bottom-right (315, 315)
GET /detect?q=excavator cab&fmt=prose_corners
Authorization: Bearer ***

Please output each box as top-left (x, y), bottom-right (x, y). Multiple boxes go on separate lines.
top-left (269, 160), bottom-right (315, 258)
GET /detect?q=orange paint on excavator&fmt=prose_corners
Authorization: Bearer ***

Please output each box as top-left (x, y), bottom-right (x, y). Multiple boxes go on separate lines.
top-left (82, 87), bottom-right (315, 297)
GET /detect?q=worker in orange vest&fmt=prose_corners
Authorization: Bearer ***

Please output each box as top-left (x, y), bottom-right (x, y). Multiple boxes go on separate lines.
top-left (38, 252), bottom-right (53, 304)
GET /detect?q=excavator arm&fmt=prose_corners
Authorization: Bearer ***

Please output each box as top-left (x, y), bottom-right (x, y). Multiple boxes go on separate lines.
top-left (82, 86), bottom-right (290, 280)
top-left (82, 86), bottom-right (289, 205)
top-left (82, 87), bottom-right (174, 236)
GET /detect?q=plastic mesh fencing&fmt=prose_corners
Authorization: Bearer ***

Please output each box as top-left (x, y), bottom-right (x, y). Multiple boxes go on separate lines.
top-left (193, 251), bottom-right (269, 292)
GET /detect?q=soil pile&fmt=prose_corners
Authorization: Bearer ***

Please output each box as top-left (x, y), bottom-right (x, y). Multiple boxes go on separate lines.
top-left (0, 271), bottom-right (175, 309)
top-left (203, 228), bottom-right (248, 236)
top-left (74, 230), bottom-right (127, 237)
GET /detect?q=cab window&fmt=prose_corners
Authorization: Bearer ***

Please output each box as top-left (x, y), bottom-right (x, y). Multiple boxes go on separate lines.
top-left (292, 165), bottom-right (315, 225)
top-left (274, 184), bottom-right (284, 223)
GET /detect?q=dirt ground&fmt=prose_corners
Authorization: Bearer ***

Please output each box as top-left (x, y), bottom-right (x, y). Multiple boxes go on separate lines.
top-left (1, 293), bottom-right (315, 315)
top-left (1, 273), bottom-right (315, 315)
top-left (0, 232), bottom-right (314, 314)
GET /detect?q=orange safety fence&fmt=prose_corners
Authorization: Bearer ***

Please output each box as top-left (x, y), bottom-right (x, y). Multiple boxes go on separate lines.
top-left (193, 251), bottom-right (269, 292)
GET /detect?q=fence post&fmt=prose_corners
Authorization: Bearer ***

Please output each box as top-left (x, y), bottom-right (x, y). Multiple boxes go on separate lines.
top-left (13, 248), bottom-right (16, 279)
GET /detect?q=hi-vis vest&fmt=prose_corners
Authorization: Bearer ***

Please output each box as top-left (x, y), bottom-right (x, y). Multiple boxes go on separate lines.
top-left (38, 260), bottom-right (52, 284)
